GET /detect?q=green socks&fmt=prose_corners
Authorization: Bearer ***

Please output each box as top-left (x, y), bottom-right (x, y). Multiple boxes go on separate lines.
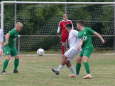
top-left (76, 63), bottom-right (81, 75)
top-left (83, 62), bottom-right (90, 74)
top-left (3, 60), bottom-right (9, 71)
top-left (14, 59), bottom-right (19, 70)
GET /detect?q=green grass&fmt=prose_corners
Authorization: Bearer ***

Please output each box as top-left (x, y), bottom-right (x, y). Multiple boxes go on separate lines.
top-left (0, 52), bottom-right (115, 86)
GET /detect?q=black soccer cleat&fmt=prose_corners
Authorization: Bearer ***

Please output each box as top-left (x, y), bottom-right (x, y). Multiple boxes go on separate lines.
top-left (13, 70), bottom-right (19, 73)
top-left (51, 68), bottom-right (60, 75)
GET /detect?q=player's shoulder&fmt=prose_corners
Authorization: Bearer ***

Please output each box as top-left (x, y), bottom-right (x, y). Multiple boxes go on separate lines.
top-left (9, 28), bottom-right (16, 33)
top-left (85, 27), bottom-right (92, 30)
top-left (71, 29), bottom-right (78, 34)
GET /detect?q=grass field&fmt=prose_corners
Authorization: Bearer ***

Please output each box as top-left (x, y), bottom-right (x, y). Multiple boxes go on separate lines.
top-left (0, 52), bottom-right (115, 86)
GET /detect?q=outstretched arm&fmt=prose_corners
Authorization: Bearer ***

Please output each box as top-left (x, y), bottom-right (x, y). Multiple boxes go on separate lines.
top-left (94, 32), bottom-right (105, 44)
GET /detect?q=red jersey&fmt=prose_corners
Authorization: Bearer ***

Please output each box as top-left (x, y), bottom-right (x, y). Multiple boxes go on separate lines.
top-left (57, 19), bottom-right (73, 42)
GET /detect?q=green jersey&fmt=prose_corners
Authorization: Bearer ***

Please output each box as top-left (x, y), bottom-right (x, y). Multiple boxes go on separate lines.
top-left (7, 28), bottom-right (19, 47)
top-left (78, 27), bottom-right (96, 49)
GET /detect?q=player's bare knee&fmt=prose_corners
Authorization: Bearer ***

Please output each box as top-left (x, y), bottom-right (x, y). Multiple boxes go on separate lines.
top-left (77, 57), bottom-right (82, 63)
top-left (82, 56), bottom-right (88, 62)
top-left (5, 56), bottom-right (11, 60)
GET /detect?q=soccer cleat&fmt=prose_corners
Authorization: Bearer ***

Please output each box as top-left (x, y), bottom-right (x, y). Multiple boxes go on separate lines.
top-left (68, 74), bottom-right (77, 78)
top-left (51, 68), bottom-right (60, 75)
top-left (13, 70), bottom-right (19, 73)
top-left (83, 74), bottom-right (92, 79)
top-left (1, 70), bottom-right (7, 74)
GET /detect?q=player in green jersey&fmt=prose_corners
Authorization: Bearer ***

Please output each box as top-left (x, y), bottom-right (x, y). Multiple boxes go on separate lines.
top-left (2, 22), bottom-right (23, 73)
top-left (75, 21), bottom-right (105, 79)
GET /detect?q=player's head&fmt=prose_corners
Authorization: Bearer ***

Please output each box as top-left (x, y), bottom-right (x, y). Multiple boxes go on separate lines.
top-left (77, 20), bottom-right (85, 31)
top-left (63, 14), bottom-right (68, 20)
top-left (15, 22), bottom-right (23, 31)
top-left (66, 24), bottom-right (72, 32)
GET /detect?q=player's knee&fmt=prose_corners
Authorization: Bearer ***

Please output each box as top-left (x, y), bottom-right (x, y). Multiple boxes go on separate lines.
top-left (5, 56), bottom-right (11, 60)
top-left (82, 56), bottom-right (88, 62)
top-left (66, 60), bottom-right (71, 67)
top-left (15, 56), bottom-right (20, 59)
top-left (77, 57), bottom-right (82, 63)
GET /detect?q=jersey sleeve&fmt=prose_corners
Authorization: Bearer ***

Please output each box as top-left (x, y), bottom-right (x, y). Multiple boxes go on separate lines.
top-left (88, 28), bottom-right (96, 35)
top-left (8, 29), bottom-right (15, 36)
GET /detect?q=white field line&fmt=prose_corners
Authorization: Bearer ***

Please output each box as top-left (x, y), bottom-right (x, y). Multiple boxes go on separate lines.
top-left (20, 53), bottom-right (115, 57)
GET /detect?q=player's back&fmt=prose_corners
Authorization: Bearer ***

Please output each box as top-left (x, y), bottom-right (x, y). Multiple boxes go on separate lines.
top-left (7, 28), bottom-right (19, 47)
top-left (68, 29), bottom-right (79, 49)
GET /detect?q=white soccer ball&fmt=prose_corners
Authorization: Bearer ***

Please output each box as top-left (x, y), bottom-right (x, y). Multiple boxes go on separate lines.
top-left (37, 48), bottom-right (45, 56)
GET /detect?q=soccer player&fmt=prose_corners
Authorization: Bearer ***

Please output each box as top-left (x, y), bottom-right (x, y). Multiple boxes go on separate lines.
top-left (75, 21), bottom-right (105, 79)
top-left (0, 28), bottom-right (4, 64)
top-left (52, 24), bottom-right (80, 76)
top-left (57, 14), bottom-right (73, 55)
top-left (2, 22), bottom-right (23, 73)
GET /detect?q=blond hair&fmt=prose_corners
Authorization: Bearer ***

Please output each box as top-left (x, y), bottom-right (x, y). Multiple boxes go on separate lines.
top-left (16, 22), bottom-right (23, 27)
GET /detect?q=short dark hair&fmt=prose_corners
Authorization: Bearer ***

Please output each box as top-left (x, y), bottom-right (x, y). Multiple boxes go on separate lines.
top-left (77, 20), bottom-right (85, 26)
top-left (66, 24), bottom-right (72, 29)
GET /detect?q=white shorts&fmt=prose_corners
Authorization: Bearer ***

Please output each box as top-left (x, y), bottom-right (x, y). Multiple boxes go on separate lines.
top-left (64, 48), bottom-right (80, 61)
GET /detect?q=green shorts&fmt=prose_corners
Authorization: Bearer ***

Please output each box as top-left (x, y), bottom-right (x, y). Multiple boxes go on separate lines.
top-left (80, 46), bottom-right (94, 58)
top-left (3, 45), bottom-right (18, 57)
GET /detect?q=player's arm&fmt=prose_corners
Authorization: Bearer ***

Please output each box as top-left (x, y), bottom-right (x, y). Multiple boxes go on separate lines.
top-left (70, 20), bottom-right (74, 29)
top-left (57, 26), bottom-right (60, 34)
top-left (89, 28), bottom-right (105, 44)
top-left (76, 39), bottom-right (83, 50)
top-left (4, 33), bottom-right (10, 46)
top-left (93, 32), bottom-right (105, 44)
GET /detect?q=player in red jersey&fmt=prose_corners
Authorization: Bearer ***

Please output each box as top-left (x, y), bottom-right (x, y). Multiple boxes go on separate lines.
top-left (57, 14), bottom-right (73, 55)
top-left (51, 14), bottom-right (73, 75)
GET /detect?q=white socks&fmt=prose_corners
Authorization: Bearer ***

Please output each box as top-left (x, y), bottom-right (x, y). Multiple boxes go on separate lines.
top-left (68, 66), bottom-right (76, 74)
top-left (56, 65), bottom-right (64, 71)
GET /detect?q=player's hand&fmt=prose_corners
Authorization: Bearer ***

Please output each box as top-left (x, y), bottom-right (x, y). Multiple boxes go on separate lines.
top-left (101, 39), bottom-right (106, 44)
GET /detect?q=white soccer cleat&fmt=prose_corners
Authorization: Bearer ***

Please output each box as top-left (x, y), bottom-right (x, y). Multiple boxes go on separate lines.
top-left (68, 74), bottom-right (77, 78)
top-left (83, 74), bottom-right (92, 79)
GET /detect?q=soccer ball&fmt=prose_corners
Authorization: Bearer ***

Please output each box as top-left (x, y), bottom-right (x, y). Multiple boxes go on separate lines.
top-left (37, 48), bottom-right (45, 56)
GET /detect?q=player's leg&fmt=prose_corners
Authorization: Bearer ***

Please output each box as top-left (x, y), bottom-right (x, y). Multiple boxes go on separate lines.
top-left (0, 48), bottom-right (3, 65)
top-left (2, 46), bottom-right (11, 73)
top-left (76, 56), bottom-right (82, 75)
top-left (82, 48), bottom-right (93, 79)
top-left (11, 48), bottom-right (19, 73)
top-left (75, 50), bottom-right (83, 75)
top-left (82, 56), bottom-right (92, 79)
top-left (65, 48), bottom-right (81, 78)
top-left (14, 55), bottom-right (20, 73)
top-left (52, 55), bottom-right (66, 75)
top-left (61, 34), bottom-right (68, 55)
top-left (2, 55), bottom-right (11, 73)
